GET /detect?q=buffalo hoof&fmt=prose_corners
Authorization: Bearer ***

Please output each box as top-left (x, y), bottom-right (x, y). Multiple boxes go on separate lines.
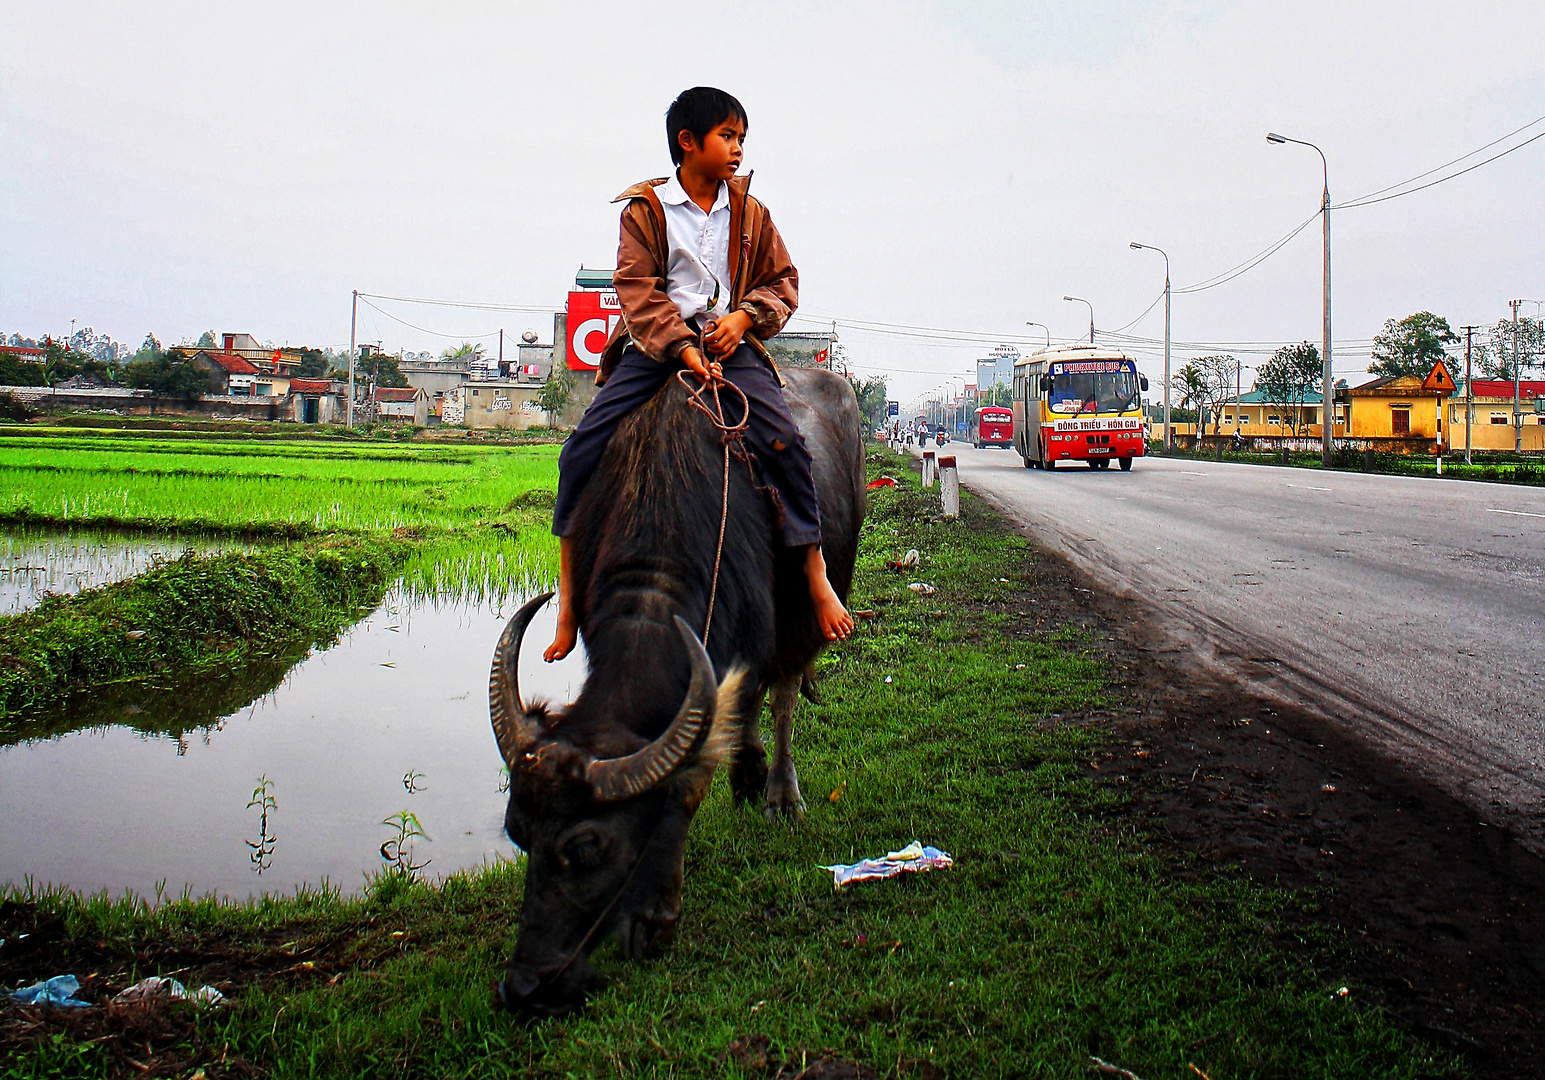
top-left (729, 746), bottom-right (769, 806)
top-left (763, 765), bottom-right (806, 820)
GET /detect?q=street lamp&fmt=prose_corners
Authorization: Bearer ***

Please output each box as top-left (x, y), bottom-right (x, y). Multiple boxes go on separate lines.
top-left (1024, 322), bottom-right (1051, 349)
top-left (1267, 131), bottom-right (1334, 467)
top-left (1063, 296), bottom-right (1094, 344)
top-left (1130, 242), bottom-right (1172, 451)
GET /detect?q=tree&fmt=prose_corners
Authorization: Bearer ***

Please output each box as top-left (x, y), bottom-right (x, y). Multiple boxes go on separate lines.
top-left (1477, 316), bottom-right (1544, 381)
top-left (0, 350), bottom-right (47, 386)
top-left (1171, 363), bottom-right (1205, 426)
top-left (291, 348), bottom-right (330, 378)
top-left (538, 363), bottom-right (575, 428)
top-left (442, 342), bottom-right (480, 362)
top-left (1173, 356), bottom-right (1235, 435)
top-left (354, 350), bottom-right (408, 388)
top-left (1255, 341), bottom-right (1322, 437)
top-left (850, 376), bottom-right (889, 433)
top-left (196, 330), bottom-right (217, 349)
top-left (122, 346), bottom-right (208, 401)
top-left (1369, 311), bottom-right (1458, 379)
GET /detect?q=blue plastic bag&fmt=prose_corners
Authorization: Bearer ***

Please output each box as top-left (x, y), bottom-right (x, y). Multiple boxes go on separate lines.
top-left (9, 974), bottom-right (91, 1007)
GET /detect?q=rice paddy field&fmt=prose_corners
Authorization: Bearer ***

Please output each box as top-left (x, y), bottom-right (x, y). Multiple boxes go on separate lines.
top-left (0, 429), bottom-right (562, 534)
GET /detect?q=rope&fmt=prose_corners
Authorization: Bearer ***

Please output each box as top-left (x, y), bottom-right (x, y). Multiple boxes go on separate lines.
top-left (674, 366), bottom-right (751, 641)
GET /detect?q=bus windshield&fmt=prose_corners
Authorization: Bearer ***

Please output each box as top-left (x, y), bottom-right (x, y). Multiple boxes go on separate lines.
top-left (1047, 361), bottom-right (1139, 415)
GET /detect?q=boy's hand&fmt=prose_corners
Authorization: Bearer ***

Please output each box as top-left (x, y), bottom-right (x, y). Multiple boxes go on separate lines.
top-left (681, 345), bottom-right (722, 381)
top-left (703, 310), bottom-right (753, 357)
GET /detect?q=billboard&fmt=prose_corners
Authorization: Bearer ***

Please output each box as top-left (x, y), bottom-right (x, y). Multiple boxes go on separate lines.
top-left (566, 290), bottom-right (621, 371)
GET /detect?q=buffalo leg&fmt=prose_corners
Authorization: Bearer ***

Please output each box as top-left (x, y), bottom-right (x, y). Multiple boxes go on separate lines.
top-left (764, 675), bottom-right (805, 819)
top-left (729, 691), bottom-right (769, 806)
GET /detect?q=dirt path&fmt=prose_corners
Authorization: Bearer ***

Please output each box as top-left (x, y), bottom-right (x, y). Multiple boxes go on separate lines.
top-left (1014, 523), bottom-right (1545, 1076)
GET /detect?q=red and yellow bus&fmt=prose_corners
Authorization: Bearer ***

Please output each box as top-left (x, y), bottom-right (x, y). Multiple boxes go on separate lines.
top-left (969, 406), bottom-right (1014, 448)
top-left (1012, 345), bottom-right (1149, 471)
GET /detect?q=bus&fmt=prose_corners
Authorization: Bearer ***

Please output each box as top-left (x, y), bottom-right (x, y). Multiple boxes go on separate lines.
top-left (1012, 345), bottom-right (1149, 471)
top-left (970, 405), bottom-right (1014, 448)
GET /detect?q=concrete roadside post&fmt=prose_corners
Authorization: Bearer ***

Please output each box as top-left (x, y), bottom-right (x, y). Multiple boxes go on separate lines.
top-left (922, 449), bottom-right (936, 487)
top-left (939, 455), bottom-right (959, 518)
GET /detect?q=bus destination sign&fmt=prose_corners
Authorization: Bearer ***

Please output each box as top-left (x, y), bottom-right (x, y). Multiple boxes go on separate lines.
top-left (1051, 361), bottom-right (1126, 375)
top-left (1052, 417), bottom-right (1145, 433)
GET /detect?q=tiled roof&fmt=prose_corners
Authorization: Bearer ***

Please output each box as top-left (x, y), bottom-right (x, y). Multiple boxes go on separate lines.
top-left (375, 387), bottom-right (420, 401)
top-left (288, 377), bottom-right (335, 394)
top-left (1467, 380), bottom-right (1545, 399)
top-left (202, 351), bottom-right (260, 375)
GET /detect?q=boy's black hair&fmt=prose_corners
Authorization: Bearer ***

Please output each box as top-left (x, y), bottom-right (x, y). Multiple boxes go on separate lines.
top-left (665, 87), bottom-right (748, 166)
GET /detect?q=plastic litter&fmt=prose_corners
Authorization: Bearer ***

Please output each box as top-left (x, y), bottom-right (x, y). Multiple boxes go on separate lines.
top-left (866, 476), bottom-right (898, 490)
top-left (9, 975), bottom-right (91, 1007)
top-left (906, 582), bottom-right (936, 596)
top-left (112, 976), bottom-right (227, 1007)
top-left (824, 841), bottom-right (954, 890)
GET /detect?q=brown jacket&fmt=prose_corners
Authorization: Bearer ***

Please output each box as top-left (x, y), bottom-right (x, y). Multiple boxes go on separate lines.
top-left (597, 172), bottom-right (799, 386)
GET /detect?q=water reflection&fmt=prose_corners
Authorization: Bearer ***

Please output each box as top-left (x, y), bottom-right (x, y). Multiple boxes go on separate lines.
top-left (1, 530), bottom-right (251, 616)
top-left (0, 588), bottom-right (585, 901)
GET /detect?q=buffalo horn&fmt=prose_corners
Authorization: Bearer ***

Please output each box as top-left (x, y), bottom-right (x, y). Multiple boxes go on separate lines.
top-left (586, 616), bottom-right (716, 803)
top-left (489, 590), bottom-right (555, 769)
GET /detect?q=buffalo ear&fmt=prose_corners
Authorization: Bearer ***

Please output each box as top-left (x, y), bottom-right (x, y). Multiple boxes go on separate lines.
top-left (675, 667), bottom-right (748, 803)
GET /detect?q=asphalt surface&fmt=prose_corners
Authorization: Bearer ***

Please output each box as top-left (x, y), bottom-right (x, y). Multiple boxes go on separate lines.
top-left (924, 442), bottom-right (1545, 847)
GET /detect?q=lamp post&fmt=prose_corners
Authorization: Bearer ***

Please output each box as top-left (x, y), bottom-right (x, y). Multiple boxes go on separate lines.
top-left (1063, 296), bottom-right (1094, 344)
top-left (1130, 242), bottom-right (1171, 451)
top-left (1024, 322), bottom-right (1052, 349)
top-left (1267, 131), bottom-right (1333, 467)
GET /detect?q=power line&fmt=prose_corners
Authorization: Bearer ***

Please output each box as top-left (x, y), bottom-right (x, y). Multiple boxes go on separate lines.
top-left (1336, 113), bottom-right (1545, 208)
top-left (356, 297), bottom-right (503, 341)
top-left (356, 291), bottom-right (558, 313)
top-left (1173, 211), bottom-right (1321, 295)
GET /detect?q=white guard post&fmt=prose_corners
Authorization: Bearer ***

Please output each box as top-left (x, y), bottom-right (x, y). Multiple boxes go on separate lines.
top-left (939, 455), bottom-right (959, 518)
top-left (922, 450), bottom-right (936, 487)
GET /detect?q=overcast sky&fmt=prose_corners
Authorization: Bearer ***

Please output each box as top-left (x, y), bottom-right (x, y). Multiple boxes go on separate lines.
top-left (4, 1), bottom-right (1542, 407)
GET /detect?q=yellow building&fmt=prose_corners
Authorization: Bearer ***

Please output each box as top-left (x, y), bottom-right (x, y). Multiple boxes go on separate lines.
top-left (1448, 379), bottom-right (1545, 453)
top-left (1343, 361), bottom-right (1455, 449)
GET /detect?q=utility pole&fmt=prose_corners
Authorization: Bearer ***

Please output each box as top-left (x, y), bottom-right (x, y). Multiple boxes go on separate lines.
top-left (348, 289), bottom-right (358, 428)
top-left (1512, 299), bottom-right (1523, 453)
top-left (1266, 133), bottom-right (1333, 466)
top-left (1129, 244), bottom-right (1170, 449)
top-left (499, 328), bottom-right (504, 376)
top-left (1461, 324), bottom-right (1478, 465)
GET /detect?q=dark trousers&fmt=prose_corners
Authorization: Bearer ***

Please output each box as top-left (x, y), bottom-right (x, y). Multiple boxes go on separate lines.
top-left (552, 343), bottom-right (823, 548)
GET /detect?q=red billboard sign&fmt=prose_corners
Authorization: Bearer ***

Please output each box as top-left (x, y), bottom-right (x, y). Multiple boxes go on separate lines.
top-left (566, 290), bottom-right (621, 371)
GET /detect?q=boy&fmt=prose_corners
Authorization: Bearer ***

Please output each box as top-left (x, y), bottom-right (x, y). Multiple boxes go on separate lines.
top-left (545, 86), bottom-right (852, 662)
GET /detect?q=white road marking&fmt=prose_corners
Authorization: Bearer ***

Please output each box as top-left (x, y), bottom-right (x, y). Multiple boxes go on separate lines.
top-left (1180, 471), bottom-right (1207, 476)
top-left (1285, 483), bottom-right (1333, 492)
top-left (1486, 507), bottom-right (1545, 519)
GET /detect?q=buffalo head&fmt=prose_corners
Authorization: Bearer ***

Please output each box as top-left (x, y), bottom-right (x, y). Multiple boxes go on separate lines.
top-left (489, 592), bottom-right (741, 1017)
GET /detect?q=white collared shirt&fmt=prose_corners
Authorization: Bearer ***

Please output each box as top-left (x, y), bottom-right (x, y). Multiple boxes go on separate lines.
top-left (656, 172), bottom-right (732, 322)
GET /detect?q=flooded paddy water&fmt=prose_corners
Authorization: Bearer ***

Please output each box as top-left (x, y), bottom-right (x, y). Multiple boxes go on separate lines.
top-left (1, 530), bottom-right (248, 616)
top-left (0, 534), bottom-right (577, 901)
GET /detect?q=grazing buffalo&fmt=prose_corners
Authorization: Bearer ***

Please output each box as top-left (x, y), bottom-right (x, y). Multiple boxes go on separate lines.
top-left (488, 367), bottom-right (864, 1016)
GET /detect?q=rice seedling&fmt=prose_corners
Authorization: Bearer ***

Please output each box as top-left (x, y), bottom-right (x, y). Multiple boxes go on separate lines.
top-left (0, 434), bottom-right (560, 534)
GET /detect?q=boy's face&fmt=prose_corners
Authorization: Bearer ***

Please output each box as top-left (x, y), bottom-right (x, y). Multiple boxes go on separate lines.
top-left (679, 117), bottom-right (745, 181)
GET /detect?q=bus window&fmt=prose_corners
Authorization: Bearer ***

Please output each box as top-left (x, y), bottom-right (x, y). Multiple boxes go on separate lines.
top-left (1047, 363), bottom-right (1139, 415)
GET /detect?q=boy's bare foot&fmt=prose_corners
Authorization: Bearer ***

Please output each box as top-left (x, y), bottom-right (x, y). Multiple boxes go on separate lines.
top-left (544, 537), bottom-right (577, 661)
top-left (813, 584), bottom-right (854, 641)
top-left (804, 544), bottom-right (854, 641)
top-left (543, 605), bottom-right (577, 662)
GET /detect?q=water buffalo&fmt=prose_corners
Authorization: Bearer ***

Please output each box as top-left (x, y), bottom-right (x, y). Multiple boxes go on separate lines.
top-left (489, 367), bottom-right (865, 1016)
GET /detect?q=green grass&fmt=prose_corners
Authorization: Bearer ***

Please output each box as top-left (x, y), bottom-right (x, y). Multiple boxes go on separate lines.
top-left (0, 431), bottom-right (561, 534)
top-left (1, 450), bottom-right (1455, 1079)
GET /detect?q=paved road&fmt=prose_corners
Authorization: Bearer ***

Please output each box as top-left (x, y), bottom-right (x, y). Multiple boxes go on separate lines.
top-left (931, 443), bottom-right (1545, 843)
